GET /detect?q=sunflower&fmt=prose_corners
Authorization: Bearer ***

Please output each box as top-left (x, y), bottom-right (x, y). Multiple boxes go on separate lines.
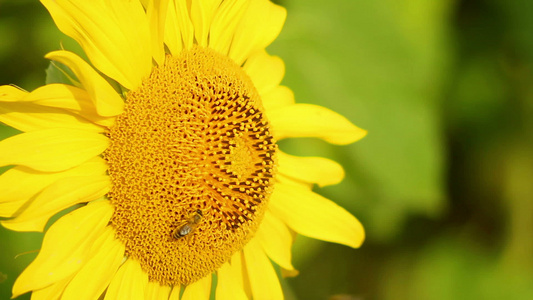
top-left (0, 0), bottom-right (366, 299)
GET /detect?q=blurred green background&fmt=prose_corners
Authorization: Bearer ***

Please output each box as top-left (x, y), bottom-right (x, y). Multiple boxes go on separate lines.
top-left (1, 0), bottom-right (532, 299)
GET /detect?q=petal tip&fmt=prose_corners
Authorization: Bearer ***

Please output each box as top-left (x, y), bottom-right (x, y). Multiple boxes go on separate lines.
top-left (349, 221), bottom-right (366, 248)
top-left (340, 126), bottom-right (367, 146)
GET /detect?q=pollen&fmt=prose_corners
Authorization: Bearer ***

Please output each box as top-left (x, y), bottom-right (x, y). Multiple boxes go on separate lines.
top-left (103, 47), bottom-right (277, 286)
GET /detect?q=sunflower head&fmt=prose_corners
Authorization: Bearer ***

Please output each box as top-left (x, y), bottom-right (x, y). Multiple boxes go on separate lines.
top-left (105, 46), bottom-right (276, 285)
top-left (0, 0), bottom-right (366, 299)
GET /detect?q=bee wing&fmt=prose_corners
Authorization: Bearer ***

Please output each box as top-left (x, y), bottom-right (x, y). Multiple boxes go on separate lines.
top-left (179, 224), bottom-right (193, 236)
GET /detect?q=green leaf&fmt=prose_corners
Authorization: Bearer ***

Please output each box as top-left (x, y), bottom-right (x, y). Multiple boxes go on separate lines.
top-left (45, 61), bottom-right (80, 87)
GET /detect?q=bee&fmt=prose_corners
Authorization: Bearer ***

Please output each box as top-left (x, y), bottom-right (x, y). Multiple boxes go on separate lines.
top-left (173, 209), bottom-right (203, 239)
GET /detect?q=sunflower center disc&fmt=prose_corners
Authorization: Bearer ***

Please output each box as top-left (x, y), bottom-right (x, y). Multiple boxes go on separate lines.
top-left (104, 47), bottom-right (277, 286)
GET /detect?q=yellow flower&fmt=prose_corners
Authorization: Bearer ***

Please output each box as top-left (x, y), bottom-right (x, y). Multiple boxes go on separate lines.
top-left (0, 0), bottom-right (367, 299)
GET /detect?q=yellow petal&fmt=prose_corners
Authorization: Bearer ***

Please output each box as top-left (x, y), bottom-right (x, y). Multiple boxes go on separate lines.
top-left (262, 85), bottom-right (295, 112)
top-left (12, 201), bottom-right (113, 298)
top-left (0, 202), bottom-right (28, 219)
top-left (21, 84), bottom-right (90, 109)
top-left (190, 0), bottom-right (223, 47)
top-left (1, 175), bottom-right (110, 232)
top-left (0, 128), bottom-right (109, 172)
top-left (208, 0), bottom-right (249, 55)
top-left (234, 252), bottom-right (252, 298)
top-left (216, 261), bottom-right (248, 300)
top-left (277, 173), bottom-right (313, 190)
top-left (243, 238), bottom-right (283, 300)
top-left (164, 0), bottom-right (183, 55)
top-left (62, 227), bottom-right (125, 300)
top-left (145, 281), bottom-right (171, 300)
top-left (139, 0), bottom-right (149, 7)
top-left (0, 85), bottom-right (27, 101)
top-left (5, 83), bottom-right (115, 128)
top-left (23, 84), bottom-right (109, 122)
top-left (277, 151), bottom-right (345, 187)
top-left (0, 102), bottom-right (104, 133)
top-left (168, 287), bottom-right (181, 300)
top-left (45, 51), bottom-right (124, 117)
top-left (181, 274), bottom-right (212, 300)
top-left (268, 104), bottom-right (367, 145)
top-left (104, 259), bottom-right (148, 300)
top-left (229, 0), bottom-right (286, 65)
top-left (165, 0), bottom-right (194, 53)
top-left (256, 211), bottom-right (295, 271)
top-left (146, 0), bottom-right (170, 66)
top-left (41, 0), bottom-right (152, 90)
top-left (280, 267), bottom-right (299, 278)
top-left (30, 275), bottom-right (73, 300)
top-left (243, 50), bottom-right (284, 96)
top-left (0, 157), bottom-right (107, 218)
top-left (269, 183), bottom-right (365, 248)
